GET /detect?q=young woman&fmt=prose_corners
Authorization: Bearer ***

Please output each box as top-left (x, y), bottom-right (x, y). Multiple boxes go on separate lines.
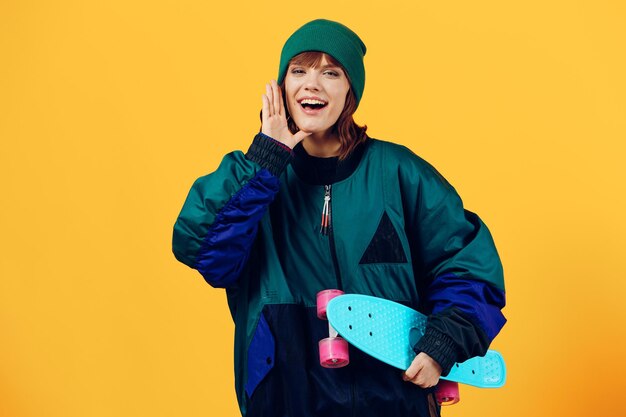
top-left (173, 19), bottom-right (506, 417)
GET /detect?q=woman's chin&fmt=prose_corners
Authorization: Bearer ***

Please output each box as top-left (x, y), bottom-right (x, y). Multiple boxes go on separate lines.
top-left (295, 123), bottom-right (330, 136)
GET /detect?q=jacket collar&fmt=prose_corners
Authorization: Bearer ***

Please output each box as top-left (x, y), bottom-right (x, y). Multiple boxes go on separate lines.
top-left (291, 139), bottom-right (369, 185)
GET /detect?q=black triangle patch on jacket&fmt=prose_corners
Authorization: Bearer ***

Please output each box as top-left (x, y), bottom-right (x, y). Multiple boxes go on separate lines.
top-left (359, 211), bottom-right (408, 264)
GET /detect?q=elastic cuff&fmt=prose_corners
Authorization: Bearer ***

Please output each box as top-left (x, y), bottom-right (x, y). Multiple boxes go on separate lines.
top-left (245, 133), bottom-right (294, 177)
top-left (413, 327), bottom-right (457, 376)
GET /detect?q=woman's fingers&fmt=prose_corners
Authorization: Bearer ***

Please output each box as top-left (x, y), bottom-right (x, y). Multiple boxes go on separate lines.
top-left (271, 80), bottom-right (282, 116)
top-left (265, 83), bottom-right (274, 115)
top-left (402, 358), bottom-right (422, 382)
top-left (261, 93), bottom-right (269, 122)
top-left (403, 369), bottom-right (430, 388)
top-left (278, 83), bottom-right (286, 116)
top-left (402, 352), bottom-right (441, 388)
top-left (261, 80), bottom-right (294, 146)
top-left (264, 80), bottom-right (287, 118)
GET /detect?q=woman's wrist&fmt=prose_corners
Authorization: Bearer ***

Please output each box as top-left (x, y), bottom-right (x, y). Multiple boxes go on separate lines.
top-left (413, 327), bottom-right (457, 376)
top-left (258, 132), bottom-right (296, 151)
top-left (245, 132), bottom-right (294, 176)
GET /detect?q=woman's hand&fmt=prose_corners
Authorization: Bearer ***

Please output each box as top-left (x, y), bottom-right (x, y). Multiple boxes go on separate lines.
top-left (402, 352), bottom-right (442, 388)
top-left (261, 80), bottom-right (311, 149)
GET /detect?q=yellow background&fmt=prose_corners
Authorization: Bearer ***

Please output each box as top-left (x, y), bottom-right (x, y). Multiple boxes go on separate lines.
top-left (1, 0), bottom-right (625, 416)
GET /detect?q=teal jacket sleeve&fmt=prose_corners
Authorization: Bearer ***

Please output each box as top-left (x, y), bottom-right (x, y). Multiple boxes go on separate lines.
top-left (172, 133), bottom-right (293, 288)
top-left (396, 145), bottom-right (506, 375)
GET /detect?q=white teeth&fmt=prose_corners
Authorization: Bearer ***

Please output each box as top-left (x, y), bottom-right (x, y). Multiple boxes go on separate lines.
top-left (300, 99), bottom-right (327, 105)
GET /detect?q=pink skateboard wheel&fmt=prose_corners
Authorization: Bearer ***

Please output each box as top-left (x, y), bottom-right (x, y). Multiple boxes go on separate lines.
top-left (316, 289), bottom-right (344, 320)
top-left (319, 337), bottom-right (349, 368)
top-left (436, 380), bottom-right (460, 406)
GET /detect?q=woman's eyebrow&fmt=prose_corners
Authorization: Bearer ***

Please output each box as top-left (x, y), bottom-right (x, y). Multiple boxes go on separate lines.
top-left (289, 64), bottom-right (341, 69)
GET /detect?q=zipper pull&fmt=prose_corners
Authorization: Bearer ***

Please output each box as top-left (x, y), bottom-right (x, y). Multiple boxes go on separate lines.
top-left (320, 184), bottom-right (331, 235)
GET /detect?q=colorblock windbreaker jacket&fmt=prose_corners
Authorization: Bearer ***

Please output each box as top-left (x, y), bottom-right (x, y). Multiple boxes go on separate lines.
top-left (173, 134), bottom-right (506, 417)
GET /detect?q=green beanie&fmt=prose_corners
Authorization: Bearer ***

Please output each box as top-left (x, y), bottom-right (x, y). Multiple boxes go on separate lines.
top-left (277, 19), bottom-right (367, 106)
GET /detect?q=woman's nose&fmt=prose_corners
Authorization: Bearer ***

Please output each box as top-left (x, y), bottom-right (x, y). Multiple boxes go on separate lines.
top-left (303, 73), bottom-right (321, 91)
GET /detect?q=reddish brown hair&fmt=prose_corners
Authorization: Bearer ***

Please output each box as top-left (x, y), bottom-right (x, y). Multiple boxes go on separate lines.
top-left (282, 52), bottom-right (368, 160)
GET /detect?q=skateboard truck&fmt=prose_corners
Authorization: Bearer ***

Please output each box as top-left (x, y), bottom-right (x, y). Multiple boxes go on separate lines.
top-left (317, 289), bottom-right (350, 368)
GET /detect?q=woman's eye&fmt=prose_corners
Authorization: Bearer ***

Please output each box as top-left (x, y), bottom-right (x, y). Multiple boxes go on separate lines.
top-left (291, 69), bottom-right (305, 74)
top-left (324, 71), bottom-right (339, 77)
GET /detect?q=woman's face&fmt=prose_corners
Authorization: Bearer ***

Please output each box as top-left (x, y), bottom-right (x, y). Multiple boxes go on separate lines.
top-left (284, 55), bottom-right (350, 138)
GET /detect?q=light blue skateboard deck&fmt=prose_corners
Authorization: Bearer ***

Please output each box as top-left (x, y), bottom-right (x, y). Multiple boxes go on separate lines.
top-left (326, 294), bottom-right (506, 388)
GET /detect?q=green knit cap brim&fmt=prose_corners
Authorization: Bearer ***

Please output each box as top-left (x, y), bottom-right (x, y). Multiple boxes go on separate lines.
top-left (277, 19), bottom-right (367, 106)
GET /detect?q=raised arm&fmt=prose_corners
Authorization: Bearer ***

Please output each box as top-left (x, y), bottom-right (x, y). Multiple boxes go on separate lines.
top-left (173, 80), bottom-right (310, 287)
top-left (172, 134), bottom-right (292, 287)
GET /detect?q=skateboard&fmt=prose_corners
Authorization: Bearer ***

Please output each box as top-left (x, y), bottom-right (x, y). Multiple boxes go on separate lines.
top-left (316, 290), bottom-right (506, 405)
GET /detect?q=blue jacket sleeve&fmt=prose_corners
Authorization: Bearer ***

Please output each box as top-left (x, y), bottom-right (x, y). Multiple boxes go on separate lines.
top-left (172, 133), bottom-right (292, 288)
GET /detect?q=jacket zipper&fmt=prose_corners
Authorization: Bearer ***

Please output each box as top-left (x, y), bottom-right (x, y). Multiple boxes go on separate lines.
top-left (320, 184), bottom-right (353, 414)
top-left (320, 184), bottom-right (343, 290)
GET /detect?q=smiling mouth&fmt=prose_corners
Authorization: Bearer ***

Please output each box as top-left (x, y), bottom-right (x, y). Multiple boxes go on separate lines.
top-left (298, 98), bottom-right (328, 111)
